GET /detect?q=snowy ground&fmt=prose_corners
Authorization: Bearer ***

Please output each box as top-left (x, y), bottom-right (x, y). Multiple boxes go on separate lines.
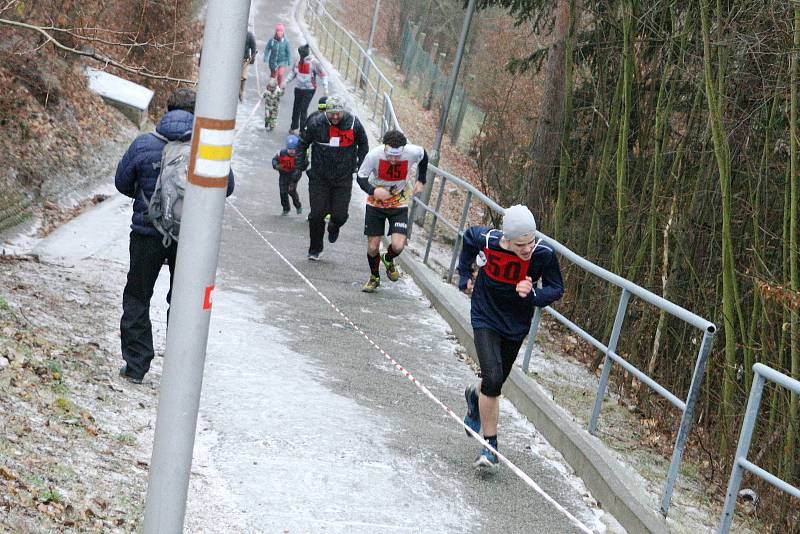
top-left (0, 2), bottom-right (627, 533)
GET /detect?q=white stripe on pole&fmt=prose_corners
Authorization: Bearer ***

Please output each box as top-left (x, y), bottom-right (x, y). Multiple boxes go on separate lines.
top-left (199, 128), bottom-right (236, 145)
top-left (195, 159), bottom-right (233, 177)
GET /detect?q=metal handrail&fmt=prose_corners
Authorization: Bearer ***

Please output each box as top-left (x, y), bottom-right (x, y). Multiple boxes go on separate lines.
top-left (718, 364), bottom-right (800, 533)
top-left (306, 0), bottom-right (717, 518)
top-left (388, 93), bottom-right (716, 516)
top-left (303, 0), bottom-right (394, 122)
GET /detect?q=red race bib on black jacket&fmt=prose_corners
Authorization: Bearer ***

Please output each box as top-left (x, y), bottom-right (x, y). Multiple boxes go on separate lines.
top-left (278, 155), bottom-right (295, 172)
top-left (328, 125), bottom-right (355, 147)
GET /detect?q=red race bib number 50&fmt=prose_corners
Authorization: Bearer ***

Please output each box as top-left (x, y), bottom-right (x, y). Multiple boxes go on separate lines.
top-left (483, 248), bottom-right (529, 285)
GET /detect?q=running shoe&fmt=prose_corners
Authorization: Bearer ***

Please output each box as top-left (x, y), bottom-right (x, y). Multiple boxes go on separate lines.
top-left (281, 209), bottom-right (290, 216)
top-left (327, 223), bottom-right (340, 243)
top-left (381, 253), bottom-right (399, 282)
top-left (296, 207), bottom-right (303, 215)
top-left (473, 446), bottom-right (499, 469)
top-left (307, 251), bottom-right (324, 261)
top-left (464, 385), bottom-right (480, 436)
top-left (362, 275), bottom-right (381, 293)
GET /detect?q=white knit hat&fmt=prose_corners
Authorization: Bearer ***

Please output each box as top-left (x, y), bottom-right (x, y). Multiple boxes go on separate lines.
top-left (502, 205), bottom-right (537, 238)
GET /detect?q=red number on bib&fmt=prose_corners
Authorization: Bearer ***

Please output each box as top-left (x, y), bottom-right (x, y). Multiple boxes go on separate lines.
top-left (482, 248), bottom-right (529, 285)
top-left (378, 160), bottom-right (408, 182)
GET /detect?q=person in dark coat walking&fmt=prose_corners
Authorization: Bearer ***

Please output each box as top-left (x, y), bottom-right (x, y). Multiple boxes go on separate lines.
top-left (297, 94), bottom-right (368, 260)
top-left (240, 30), bottom-right (258, 101)
top-left (114, 88), bottom-right (235, 383)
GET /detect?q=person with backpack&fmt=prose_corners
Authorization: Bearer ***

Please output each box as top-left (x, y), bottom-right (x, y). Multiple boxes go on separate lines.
top-left (272, 134), bottom-right (305, 215)
top-left (283, 43), bottom-right (328, 134)
top-left (297, 94), bottom-right (368, 260)
top-left (263, 23), bottom-right (292, 86)
top-left (114, 88), bottom-right (235, 384)
top-left (457, 205), bottom-right (564, 468)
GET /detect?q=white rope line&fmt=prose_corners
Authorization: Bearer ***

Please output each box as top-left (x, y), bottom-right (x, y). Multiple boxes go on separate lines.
top-left (227, 203), bottom-right (594, 533)
top-left (233, 92), bottom-right (266, 142)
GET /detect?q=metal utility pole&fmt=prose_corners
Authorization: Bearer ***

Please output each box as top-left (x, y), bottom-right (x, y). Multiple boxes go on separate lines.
top-left (359, 0), bottom-right (382, 89)
top-left (142, 0), bottom-right (250, 531)
top-left (416, 0), bottom-right (476, 222)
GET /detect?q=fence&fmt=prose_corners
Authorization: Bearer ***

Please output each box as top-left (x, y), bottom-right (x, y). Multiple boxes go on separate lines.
top-left (302, 0), bottom-right (717, 518)
top-left (398, 20), bottom-right (484, 149)
top-left (717, 364), bottom-right (800, 533)
top-left (380, 94), bottom-right (717, 516)
top-left (303, 0), bottom-right (394, 123)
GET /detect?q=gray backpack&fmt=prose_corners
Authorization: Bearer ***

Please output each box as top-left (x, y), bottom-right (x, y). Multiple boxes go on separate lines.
top-left (144, 132), bottom-right (191, 246)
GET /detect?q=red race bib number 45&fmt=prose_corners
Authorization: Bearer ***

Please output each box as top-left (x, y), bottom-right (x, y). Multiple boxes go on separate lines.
top-left (377, 159), bottom-right (408, 182)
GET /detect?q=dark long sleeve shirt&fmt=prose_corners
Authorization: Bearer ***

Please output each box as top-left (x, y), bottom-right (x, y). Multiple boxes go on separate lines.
top-left (457, 226), bottom-right (564, 340)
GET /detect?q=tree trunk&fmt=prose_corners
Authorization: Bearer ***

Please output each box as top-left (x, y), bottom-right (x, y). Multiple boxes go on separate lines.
top-left (700, 0), bottom-right (738, 456)
top-left (784, 2), bottom-right (799, 487)
top-left (524, 0), bottom-right (570, 215)
top-left (554, 0), bottom-right (577, 240)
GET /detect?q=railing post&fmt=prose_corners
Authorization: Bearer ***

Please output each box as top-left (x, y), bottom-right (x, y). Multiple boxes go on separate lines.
top-left (588, 288), bottom-right (631, 435)
top-left (335, 25), bottom-right (343, 72)
top-left (521, 307), bottom-right (543, 373)
top-left (372, 77), bottom-right (380, 121)
top-left (344, 38), bottom-right (353, 81)
top-left (447, 191), bottom-right (472, 283)
top-left (661, 328), bottom-right (716, 516)
top-left (424, 175), bottom-right (447, 264)
top-left (387, 86), bottom-right (394, 127)
top-left (717, 372), bottom-right (766, 533)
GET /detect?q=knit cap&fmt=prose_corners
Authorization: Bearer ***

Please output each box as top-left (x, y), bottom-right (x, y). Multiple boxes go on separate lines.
top-left (502, 205), bottom-right (537, 238)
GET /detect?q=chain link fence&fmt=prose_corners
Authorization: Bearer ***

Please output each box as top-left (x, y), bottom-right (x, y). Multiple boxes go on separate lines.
top-left (398, 20), bottom-right (484, 150)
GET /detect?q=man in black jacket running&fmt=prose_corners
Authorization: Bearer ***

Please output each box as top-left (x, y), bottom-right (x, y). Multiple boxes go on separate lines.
top-left (297, 94), bottom-right (368, 260)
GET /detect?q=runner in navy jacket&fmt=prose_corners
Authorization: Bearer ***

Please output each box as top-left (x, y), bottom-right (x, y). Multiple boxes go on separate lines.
top-left (456, 205), bottom-right (564, 468)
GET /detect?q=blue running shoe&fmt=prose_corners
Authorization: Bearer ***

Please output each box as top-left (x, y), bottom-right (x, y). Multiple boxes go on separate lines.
top-left (473, 446), bottom-right (499, 469)
top-left (464, 385), bottom-right (480, 436)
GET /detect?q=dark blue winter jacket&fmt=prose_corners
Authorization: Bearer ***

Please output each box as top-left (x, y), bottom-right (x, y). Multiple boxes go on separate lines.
top-left (115, 109), bottom-right (235, 236)
top-left (457, 226), bottom-right (564, 340)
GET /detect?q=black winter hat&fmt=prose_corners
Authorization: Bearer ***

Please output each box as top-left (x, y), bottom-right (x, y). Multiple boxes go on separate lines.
top-left (167, 88), bottom-right (196, 113)
top-left (298, 44), bottom-right (310, 58)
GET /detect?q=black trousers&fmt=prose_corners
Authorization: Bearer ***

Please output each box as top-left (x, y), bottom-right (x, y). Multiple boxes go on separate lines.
top-left (279, 174), bottom-right (302, 211)
top-left (120, 231), bottom-right (177, 379)
top-left (474, 328), bottom-right (525, 397)
top-left (308, 176), bottom-right (352, 254)
top-left (291, 88), bottom-right (315, 131)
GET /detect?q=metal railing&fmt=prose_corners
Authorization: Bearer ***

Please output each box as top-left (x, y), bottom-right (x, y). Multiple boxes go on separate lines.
top-left (302, 0), bottom-right (394, 123)
top-left (305, 0), bottom-right (717, 518)
top-left (718, 364), bottom-right (800, 533)
top-left (381, 91), bottom-right (716, 516)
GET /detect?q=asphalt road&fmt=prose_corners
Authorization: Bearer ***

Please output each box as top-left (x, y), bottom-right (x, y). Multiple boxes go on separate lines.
top-left (166, 1), bottom-right (615, 533)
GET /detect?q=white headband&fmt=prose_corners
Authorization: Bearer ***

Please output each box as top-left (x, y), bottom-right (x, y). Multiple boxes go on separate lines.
top-left (385, 147), bottom-right (404, 157)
